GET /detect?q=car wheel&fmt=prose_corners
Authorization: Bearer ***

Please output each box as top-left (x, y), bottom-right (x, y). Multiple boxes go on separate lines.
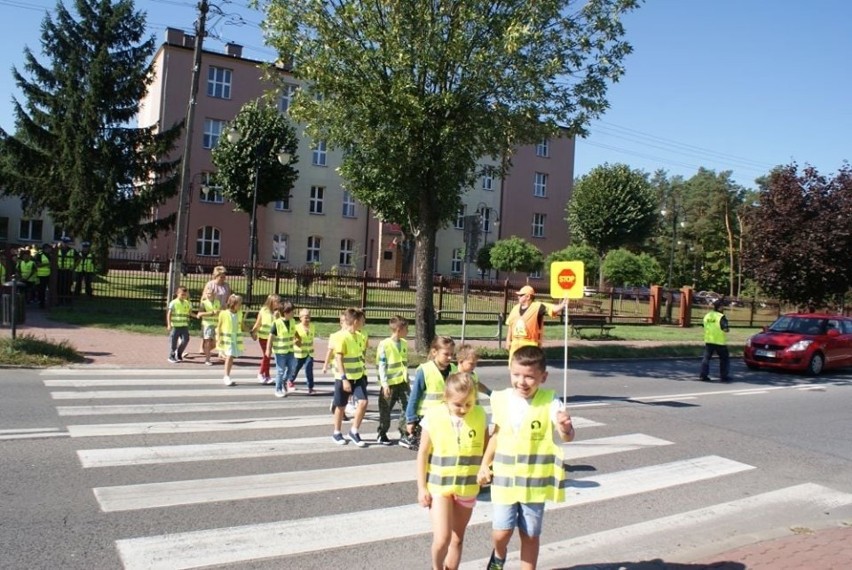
top-left (806, 353), bottom-right (824, 376)
top-left (745, 362), bottom-right (760, 371)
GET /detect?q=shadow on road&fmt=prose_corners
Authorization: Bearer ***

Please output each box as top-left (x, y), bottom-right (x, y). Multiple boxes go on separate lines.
top-left (554, 560), bottom-right (746, 570)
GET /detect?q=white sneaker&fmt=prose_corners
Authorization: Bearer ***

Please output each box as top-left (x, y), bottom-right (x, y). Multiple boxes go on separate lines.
top-left (223, 376), bottom-right (235, 386)
top-left (275, 389), bottom-right (286, 398)
top-left (257, 373), bottom-right (266, 384)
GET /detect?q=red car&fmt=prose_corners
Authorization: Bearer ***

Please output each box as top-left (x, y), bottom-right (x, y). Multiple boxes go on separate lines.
top-left (744, 313), bottom-right (852, 375)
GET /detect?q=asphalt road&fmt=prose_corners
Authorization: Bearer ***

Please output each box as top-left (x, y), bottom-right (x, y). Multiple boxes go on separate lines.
top-left (1, 358), bottom-right (851, 569)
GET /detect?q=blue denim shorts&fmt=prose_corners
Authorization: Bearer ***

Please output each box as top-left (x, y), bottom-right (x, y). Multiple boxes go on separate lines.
top-left (491, 502), bottom-right (546, 537)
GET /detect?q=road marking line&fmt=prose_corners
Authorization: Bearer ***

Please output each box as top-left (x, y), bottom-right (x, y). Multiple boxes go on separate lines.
top-left (0, 427), bottom-right (62, 434)
top-left (44, 378), bottom-right (343, 387)
top-left (56, 399), bottom-right (333, 416)
top-left (41, 368), bottom-right (339, 378)
top-left (115, 455), bottom-right (751, 570)
top-left (734, 390), bottom-right (768, 396)
top-left (644, 396), bottom-right (697, 402)
top-left (632, 385), bottom-right (791, 401)
top-left (0, 432), bottom-right (69, 441)
top-left (51, 388), bottom-right (316, 399)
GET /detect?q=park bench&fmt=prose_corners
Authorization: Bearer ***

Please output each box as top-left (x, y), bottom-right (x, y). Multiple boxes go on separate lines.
top-left (568, 314), bottom-right (615, 338)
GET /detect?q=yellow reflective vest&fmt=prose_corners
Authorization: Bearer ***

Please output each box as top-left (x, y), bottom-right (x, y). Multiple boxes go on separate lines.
top-left (76, 253), bottom-right (96, 273)
top-left (217, 310), bottom-right (244, 353)
top-left (294, 322), bottom-right (315, 358)
top-left (200, 298), bottom-right (220, 330)
top-left (168, 298), bottom-right (192, 328)
top-left (338, 331), bottom-right (365, 380)
top-left (56, 248), bottom-right (76, 270)
top-left (490, 388), bottom-right (566, 504)
top-left (415, 361), bottom-right (458, 416)
top-left (36, 253), bottom-right (50, 277)
top-left (270, 317), bottom-right (295, 354)
top-left (703, 310), bottom-right (727, 345)
top-left (378, 337), bottom-right (408, 386)
top-left (425, 404), bottom-right (487, 499)
top-left (255, 307), bottom-right (274, 340)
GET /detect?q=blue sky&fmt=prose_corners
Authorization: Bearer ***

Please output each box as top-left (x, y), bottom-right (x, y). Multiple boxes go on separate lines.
top-left (1, 0), bottom-right (849, 189)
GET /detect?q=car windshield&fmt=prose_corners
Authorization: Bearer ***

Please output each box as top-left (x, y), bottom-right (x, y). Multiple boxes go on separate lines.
top-left (768, 316), bottom-right (825, 335)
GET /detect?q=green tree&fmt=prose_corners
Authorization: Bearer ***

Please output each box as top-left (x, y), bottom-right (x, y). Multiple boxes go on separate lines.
top-left (0, 0), bottom-right (181, 261)
top-left (544, 243), bottom-right (600, 285)
top-left (211, 100), bottom-right (299, 214)
top-left (566, 163), bottom-right (657, 286)
top-left (742, 163), bottom-right (852, 310)
top-left (637, 252), bottom-right (664, 285)
top-left (490, 236), bottom-right (544, 275)
top-left (476, 242), bottom-right (494, 279)
top-left (264, 0), bottom-right (639, 351)
top-left (601, 248), bottom-right (644, 286)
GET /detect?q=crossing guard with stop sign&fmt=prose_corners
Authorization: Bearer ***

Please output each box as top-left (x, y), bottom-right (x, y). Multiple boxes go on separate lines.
top-left (549, 261), bottom-right (585, 403)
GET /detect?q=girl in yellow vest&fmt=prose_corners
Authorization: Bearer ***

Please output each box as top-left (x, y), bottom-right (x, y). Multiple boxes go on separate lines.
top-left (455, 344), bottom-right (493, 400)
top-left (476, 345), bottom-right (575, 570)
top-left (265, 300), bottom-right (296, 398)
top-left (196, 287), bottom-right (221, 366)
top-left (292, 308), bottom-right (317, 394)
top-left (401, 336), bottom-right (456, 451)
top-left (417, 372), bottom-right (487, 570)
top-left (251, 294), bottom-right (279, 385)
top-left (216, 294), bottom-right (246, 386)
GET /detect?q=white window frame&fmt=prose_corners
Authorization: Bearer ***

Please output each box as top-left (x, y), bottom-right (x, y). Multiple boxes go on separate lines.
top-left (19, 219), bottom-right (43, 241)
top-left (451, 248), bottom-right (463, 275)
top-left (529, 269), bottom-right (542, 279)
top-left (454, 205), bottom-right (466, 229)
top-left (482, 173), bottom-right (493, 191)
top-left (309, 186), bottom-right (325, 214)
top-left (342, 190), bottom-right (356, 218)
top-left (206, 66), bottom-right (232, 99)
top-left (306, 235), bottom-right (322, 263)
top-left (203, 118), bottom-right (225, 149)
top-left (196, 226), bottom-right (221, 257)
top-left (532, 213), bottom-right (546, 238)
top-left (278, 83), bottom-right (298, 114)
top-left (480, 208), bottom-right (494, 234)
top-left (274, 194), bottom-right (291, 211)
top-left (536, 139), bottom-right (550, 157)
top-left (200, 172), bottom-right (224, 203)
top-left (534, 172), bottom-right (548, 197)
top-left (272, 233), bottom-right (288, 261)
top-left (312, 140), bottom-right (327, 166)
top-left (339, 238), bottom-right (354, 266)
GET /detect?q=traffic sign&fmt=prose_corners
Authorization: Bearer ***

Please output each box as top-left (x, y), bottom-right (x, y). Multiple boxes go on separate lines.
top-left (549, 261), bottom-right (584, 299)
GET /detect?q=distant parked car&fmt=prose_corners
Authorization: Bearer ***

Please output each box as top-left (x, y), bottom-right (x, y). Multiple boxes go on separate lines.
top-left (743, 313), bottom-right (852, 375)
top-left (583, 286), bottom-right (597, 297)
top-left (695, 291), bottom-right (722, 305)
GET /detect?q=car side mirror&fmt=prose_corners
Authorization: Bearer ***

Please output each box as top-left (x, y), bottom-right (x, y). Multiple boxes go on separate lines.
top-left (761, 326), bottom-right (768, 333)
top-left (827, 328), bottom-right (840, 337)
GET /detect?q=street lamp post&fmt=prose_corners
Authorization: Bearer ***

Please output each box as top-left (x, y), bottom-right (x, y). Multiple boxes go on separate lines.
top-left (661, 208), bottom-right (686, 288)
top-left (476, 202), bottom-right (500, 280)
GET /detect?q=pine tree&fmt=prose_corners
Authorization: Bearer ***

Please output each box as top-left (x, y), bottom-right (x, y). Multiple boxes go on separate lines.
top-left (0, 0), bottom-right (181, 261)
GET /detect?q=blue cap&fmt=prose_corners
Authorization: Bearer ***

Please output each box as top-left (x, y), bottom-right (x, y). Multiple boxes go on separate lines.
top-left (81, 241), bottom-right (91, 248)
top-left (60, 236), bottom-right (71, 243)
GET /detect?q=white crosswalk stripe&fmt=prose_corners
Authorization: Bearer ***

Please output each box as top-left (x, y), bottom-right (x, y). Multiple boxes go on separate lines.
top-left (38, 368), bottom-right (846, 569)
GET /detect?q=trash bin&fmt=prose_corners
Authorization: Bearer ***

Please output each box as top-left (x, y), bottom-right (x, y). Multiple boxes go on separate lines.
top-left (2, 283), bottom-right (26, 326)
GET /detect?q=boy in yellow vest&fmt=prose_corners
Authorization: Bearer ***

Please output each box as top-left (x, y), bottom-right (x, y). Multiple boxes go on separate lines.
top-left (331, 307), bottom-right (368, 446)
top-left (477, 345), bottom-right (575, 570)
top-left (166, 286), bottom-right (191, 363)
top-left (376, 315), bottom-right (410, 445)
top-left (292, 308), bottom-right (317, 393)
top-left (265, 301), bottom-right (296, 398)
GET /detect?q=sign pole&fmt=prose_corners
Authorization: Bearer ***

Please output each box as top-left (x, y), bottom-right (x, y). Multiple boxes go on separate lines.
top-left (549, 260), bottom-right (585, 408)
top-left (563, 299), bottom-right (569, 404)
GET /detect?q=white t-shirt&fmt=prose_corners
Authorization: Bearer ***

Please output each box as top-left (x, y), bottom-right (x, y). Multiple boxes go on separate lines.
top-left (503, 389), bottom-right (565, 446)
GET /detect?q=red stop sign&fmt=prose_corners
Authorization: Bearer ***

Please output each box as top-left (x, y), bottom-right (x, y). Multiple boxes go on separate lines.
top-left (557, 268), bottom-right (577, 290)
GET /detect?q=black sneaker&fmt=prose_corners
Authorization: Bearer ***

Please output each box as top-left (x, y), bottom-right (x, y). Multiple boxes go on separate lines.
top-left (698, 376), bottom-right (712, 382)
top-left (487, 550), bottom-right (505, 570)
top-left (377, 434), bottom-right (392, 445)
top-left (398, 435), bottom-right (414, 449)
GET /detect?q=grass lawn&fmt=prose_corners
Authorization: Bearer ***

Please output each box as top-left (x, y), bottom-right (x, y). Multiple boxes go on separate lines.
top-left (0, 335), bottom-right (85, 367)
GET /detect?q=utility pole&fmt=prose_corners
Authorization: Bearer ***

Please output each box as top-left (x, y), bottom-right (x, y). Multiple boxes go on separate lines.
top-left (167, 0), bottom-right (209, 302)
top-left (460, 214), bottom-right (481, 344)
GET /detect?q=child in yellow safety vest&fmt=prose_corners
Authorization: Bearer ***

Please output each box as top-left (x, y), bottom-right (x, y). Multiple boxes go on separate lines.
top-left (331, 307), bottom-right (368, 447)
top-left (216, 294), bottom-right (246, 386)
top-left (251, 294), bottom-right (279, 385)
top-left (417, 372), bottom-right (487, 570)
top-left (476, 345), bottom-right (576, 570)
top-left (401, 336), bottom-right (456, 451)
top-left (196, 287), bottom-right (221, 366)
top-left (376, 315), bottom-right (411, 445)
top-left (455, 344), bottom-right (493, 402)
top-left (265, 300), bottom-right (296, 398)
top-left (291, 308), bottom-right (317, 394)
top-left (166, 286), bottom-right (192, 363)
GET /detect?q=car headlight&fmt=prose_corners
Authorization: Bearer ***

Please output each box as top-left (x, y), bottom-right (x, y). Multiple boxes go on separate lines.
top-left (786, 340), bottom-right (813, 352)
top-left (746, 336), bottom-right (753, 347)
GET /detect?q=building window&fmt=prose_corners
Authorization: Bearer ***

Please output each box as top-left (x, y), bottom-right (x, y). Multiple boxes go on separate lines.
top-left (533, 172), bottom-right (548, 197)
top-left (306, 235), bottom-right (321, 263)
top-left (19, 219), bottom-right (43, 241)
top-left (206, 66), bottom-right (232, 99)
top-left (272, 233), bottom-right (288, 261)
top-left (0, 217), bottom-right (9, 241)
top-left (339, 238), bottom-right (354, 266)
top-left (536, 139), bottom-right (550, 157)
top-left (274, 194), bottom-right (291, 211)
top-left (200, 172), bottom-right (224, 203)
top-left (482, 173), bottom-right (493, 192)
top-left (454, 205), bottom-right (466, 229)
top-left (309, 186), bottom-right (325, 214)
top-left (342, 190), bottom-right (356, 218)
top-left (52, 226), bottom-right (69, 242)
top-left (529, 269), bottom-right (542, 279)
top-left (196, 226), bottom-right (221, 257)
top-left (278, 83), bottom-right (298, 113)
top-left (113, 234), bottom-right (137, 249)
top-left (312, 140), bottom-right (327, 166)
top-left (479, 208), bottom-right (494, 234)
top-left (532, 213), bottom-right (546, 238)
top-left (451, 248), bottom-right (463, 275)
top-left (203, 118), bottom-right (225, 149)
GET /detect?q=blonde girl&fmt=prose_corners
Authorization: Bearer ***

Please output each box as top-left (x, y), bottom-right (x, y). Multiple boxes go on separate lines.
top-left (417, 373), bottom-right (487, 570)
top-left (251, 294), bottom-right (279, 384)
top-left (401, 336), bottom-right (457, 450)
top-left (197, 287), bottom-right (221, 366)
top-left (216, 294), bottom-right (246, 386)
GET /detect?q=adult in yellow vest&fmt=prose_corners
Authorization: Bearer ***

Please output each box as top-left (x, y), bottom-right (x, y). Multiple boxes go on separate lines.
top-left (74, 241), bottom-right (96, 297)
top-left (15, 248), bottom-right (38, 304)
top-left (505, 285), bottom-right (567, 360)
top-left (55, 237), bottom-right (77, 305)
top-left (699, 299), bottom-right (731, 382)
top-left (33, 243), bottom-right (52, 309)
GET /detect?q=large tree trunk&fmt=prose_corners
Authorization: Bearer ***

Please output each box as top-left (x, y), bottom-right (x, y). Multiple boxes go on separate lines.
top-left (414, 228), bottom-right (437, 354)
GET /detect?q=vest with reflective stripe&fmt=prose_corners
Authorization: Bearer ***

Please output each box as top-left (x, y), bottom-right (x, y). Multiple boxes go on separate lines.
top-left (36, 253), bottom-right (50, 277)
top-left (294, 322), bottom-right (315, 358)
top-left (490, 388), bottom-right (565, 504)
top-left (57, 249), bottom-right (76, 270)
top-left (169, 299), bottom-right (192, 328)
top-left (217, 310), bottom-right (244, 352)
top-left (200, 298), bottom-right (220, 329)
top-left (506, 301), bottom-right (551, 353)
top-left (416, 361), bottom-right (458, 416)
top-left (328, 330), bottom-right (346, 379)
top-left (18, 259), bottom-right (37, 282)
top-left (270, 317), bottom-right (295, 354)
top-left (355, 331), bottom-right (367, 365)
top-left (425, 404), bottom-right (487, 499)
top-left (703, 310), bottom-right (726, 345)
top-left (76, 253), bottom-right (95, 273)
top-left (340, 331), bottom-right (365, 379)
top-left (378, 337), bottom-right (408, 386)
top-left (256, 307), bottom-right (274, 340)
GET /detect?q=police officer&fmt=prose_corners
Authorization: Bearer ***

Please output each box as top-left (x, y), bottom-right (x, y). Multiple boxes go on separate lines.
top-left (55, 237), bottom-right (77, 305)
top-left (34, 243), bottom-right (52, 308)
top-left (699, 299), bottom-right (731, 382)
top-left (74, 241), bottom-right (96, 297)
top-left (16, 248), bottom-right (38, 303)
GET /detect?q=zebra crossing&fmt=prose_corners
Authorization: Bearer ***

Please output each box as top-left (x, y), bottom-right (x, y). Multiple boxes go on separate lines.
top-left (41, 367), bottom-right (852, 569)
